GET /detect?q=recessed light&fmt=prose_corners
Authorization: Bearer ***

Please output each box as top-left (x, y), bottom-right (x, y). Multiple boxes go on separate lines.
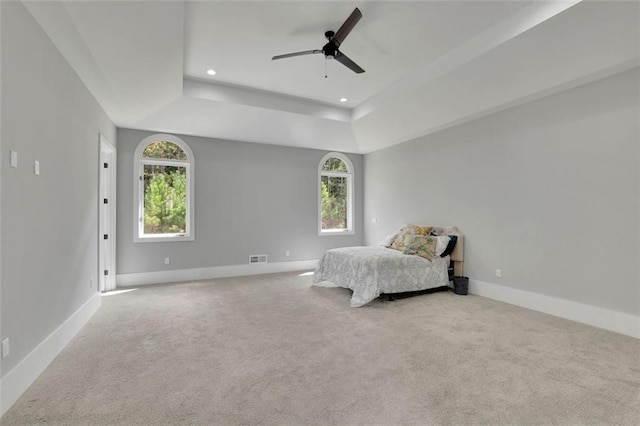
top-left (339, 97), bottom-right (348, 103)
top-left (206, 69), bottom-right (216, 76)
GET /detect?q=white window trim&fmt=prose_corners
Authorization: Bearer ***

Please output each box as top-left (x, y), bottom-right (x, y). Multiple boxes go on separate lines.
top-left (133, 134), bottom-right (195, 243)
top-left (318, 152), bottom-right (354, 236)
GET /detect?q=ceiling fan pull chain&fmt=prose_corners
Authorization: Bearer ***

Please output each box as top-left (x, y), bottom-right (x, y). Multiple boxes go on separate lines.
top-left (325, 57), bottom-right (328, 79)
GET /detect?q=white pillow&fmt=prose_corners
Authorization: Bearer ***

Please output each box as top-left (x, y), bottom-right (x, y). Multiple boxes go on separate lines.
top-left (378, 233), bottom-right (398, 248)
top-left (434, 235), bottom-right (451, 256)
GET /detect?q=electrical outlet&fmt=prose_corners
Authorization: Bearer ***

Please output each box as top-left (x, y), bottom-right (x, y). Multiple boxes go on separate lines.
top-left (285, 250), bottom-right (290, 257)
top-left (496, 269), bottom-right (502, 278)
top-left (164, 257), bottom-right (170, 265)
top-left (2, 338), bottom-right (9, 358)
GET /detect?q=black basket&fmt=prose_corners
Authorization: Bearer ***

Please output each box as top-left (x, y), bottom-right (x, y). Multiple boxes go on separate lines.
top-left (453, 276), bottom-right (469, 295)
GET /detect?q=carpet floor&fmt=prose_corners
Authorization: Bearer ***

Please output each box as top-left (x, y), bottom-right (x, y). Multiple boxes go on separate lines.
top-left (2, 271), bottom-right (639, 425)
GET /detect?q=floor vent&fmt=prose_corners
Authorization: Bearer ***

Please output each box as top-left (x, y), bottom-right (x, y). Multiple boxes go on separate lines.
top-left (249, 254), bottom-right (268, 264)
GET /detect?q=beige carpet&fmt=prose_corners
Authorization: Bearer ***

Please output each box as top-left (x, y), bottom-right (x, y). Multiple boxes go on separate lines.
top-left (2, 271), bottom-right (639, 425)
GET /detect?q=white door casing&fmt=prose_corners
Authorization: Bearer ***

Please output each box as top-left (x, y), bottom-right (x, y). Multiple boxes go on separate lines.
top-left (99, 134), bottom-right (116, 292)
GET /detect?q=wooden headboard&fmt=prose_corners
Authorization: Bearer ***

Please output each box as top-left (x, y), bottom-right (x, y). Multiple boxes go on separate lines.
top-left (430, 226), bottom-right (464, 277)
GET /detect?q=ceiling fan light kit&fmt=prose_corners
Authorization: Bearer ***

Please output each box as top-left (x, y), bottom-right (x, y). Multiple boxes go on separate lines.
top-left (272, 7), bottom-right (365, 74)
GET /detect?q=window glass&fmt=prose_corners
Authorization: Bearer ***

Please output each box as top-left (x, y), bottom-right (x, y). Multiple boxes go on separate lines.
top-left (321, 175), bottom-right (348, 231)
top-left (322, 157), bottom-right (348, 172)
top-left (142, 141), bottom-right (187, 160)
top-left (143, 163), bottom-right (187, 235)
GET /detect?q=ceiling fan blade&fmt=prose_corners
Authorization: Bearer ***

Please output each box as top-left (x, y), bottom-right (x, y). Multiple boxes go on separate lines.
top-left (335, 51), bottom-right (365, 74)
top-left (272, 50), bottom-right (323, 60)
top-left (332, 7), bottom-right (362, 47)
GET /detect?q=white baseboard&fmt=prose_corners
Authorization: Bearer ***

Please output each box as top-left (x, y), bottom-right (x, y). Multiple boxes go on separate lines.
top-left (470, 279), bottom-right (640, 339)
top-left (0, 292), bottom-right (102, 416)
top-left (116, 259), bottom-right (319, 287)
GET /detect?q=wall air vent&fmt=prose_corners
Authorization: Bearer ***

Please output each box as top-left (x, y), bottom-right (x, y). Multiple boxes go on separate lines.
top-left (249, 254), bottom-right (268, 265)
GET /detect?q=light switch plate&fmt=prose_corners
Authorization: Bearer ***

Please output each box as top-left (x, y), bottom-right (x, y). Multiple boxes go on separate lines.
top-left (34, 160), bottom-right (40, 175)
top-left (10, 150), bottom-right (18, 168)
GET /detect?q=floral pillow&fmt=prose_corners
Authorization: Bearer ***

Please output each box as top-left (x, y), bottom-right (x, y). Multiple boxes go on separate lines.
top-left (402, 235), bottom-right (437, 260)
top-left (389, 224), bottom-right (434, 251)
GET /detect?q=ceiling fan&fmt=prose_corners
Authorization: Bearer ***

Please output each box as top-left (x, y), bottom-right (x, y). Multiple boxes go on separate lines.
top-left (272, 7), bottom-right (365, 74)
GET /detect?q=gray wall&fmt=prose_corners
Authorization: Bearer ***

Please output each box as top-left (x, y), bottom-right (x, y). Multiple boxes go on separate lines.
top-left (364, 68), bottom-right (639, 315)
top-left (1, 2), bottom-right (116, 375)
top-left (116, 129), bottom-right (363, 274)
top-left (0, 0), bottom-right (4, 382)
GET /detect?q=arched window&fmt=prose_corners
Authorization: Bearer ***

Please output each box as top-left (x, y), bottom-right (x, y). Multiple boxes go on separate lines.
top-left (319, 152), bottom-right (354, 235)
top-left (134, 134), bottom-right (194, 242)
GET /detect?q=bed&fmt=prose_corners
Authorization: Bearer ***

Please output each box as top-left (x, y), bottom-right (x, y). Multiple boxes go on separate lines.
top-left (312, 225), bottom-right (464, 307)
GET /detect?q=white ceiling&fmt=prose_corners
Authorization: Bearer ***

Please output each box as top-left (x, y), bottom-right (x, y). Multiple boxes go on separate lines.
top-left (24, 0), bottom-right (640, 154)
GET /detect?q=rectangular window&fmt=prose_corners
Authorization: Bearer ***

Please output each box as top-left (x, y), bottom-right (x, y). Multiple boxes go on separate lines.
top-left (321, 175), bottom-right (348, 232)
top-left (142, 163), bottom-right (188, 236)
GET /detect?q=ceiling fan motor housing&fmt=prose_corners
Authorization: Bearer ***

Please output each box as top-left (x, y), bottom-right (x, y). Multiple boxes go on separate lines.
top-left (323, 31), bottom-right (338, 58)
top-left (323, 42), bottom-right (337, 59)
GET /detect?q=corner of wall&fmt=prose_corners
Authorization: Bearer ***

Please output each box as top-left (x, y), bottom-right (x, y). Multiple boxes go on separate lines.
top-left (0, 293), bottom-right (101, 416)
top-left (470, 279), bottom-right (640, 339)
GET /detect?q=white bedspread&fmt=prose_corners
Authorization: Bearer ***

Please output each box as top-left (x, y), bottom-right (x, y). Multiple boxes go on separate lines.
top-left (313, 246), bottom-right (450, 307)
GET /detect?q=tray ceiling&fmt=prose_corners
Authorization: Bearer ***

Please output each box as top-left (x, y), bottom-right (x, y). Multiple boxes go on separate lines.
top-left (23, 1), bottom-right (640, 153)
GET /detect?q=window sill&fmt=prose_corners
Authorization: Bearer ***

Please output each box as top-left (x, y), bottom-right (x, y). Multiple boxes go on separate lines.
top-left (319, 229), bottom-right (355, 237)
top-left (134, 234), bottom-right (194, 243)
